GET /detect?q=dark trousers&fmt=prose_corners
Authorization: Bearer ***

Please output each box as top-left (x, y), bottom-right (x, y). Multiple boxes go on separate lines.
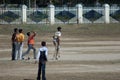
top-left (37, 61), bottom-right (46, 80)
top-left (11, 42), bottom-right (17, 60)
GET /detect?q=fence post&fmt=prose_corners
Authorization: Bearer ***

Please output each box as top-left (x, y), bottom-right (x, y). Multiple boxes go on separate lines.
top-left (49, 4), bottom-right (55, 25)
top-left (104, 4), bottom-right (110, 23)
top-left (76, 4), bottom-right (83, 24)
top-left (22, 5), bottom-right (27, 24)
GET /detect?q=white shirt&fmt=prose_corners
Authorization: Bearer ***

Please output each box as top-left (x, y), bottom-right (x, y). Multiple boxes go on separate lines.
top-left (54, 31), bottom-right (61, 38)
top-left (36, 46), bottom-right (48, 61)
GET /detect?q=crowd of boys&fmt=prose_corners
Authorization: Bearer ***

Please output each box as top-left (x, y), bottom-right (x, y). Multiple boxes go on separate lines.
top-left (11, 27), bottom-right (62, 80)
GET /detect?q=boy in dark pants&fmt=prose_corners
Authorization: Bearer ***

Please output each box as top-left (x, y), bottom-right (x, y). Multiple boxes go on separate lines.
top-left (11, 28), bottom-right (18, 60)
top-left (35, 41), bottom-right (48, 80)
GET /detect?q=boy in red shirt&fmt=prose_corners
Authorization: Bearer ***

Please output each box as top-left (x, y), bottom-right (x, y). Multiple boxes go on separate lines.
top-left (22, 31), bottom-right (36, 59)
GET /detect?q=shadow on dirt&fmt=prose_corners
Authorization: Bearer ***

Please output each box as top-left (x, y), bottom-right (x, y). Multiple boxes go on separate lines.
top-left (24, 79), bottom-right (35, 80)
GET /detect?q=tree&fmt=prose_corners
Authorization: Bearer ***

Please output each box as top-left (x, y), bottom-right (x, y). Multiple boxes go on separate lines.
top-left (0, 0), bottom-right (120, 7)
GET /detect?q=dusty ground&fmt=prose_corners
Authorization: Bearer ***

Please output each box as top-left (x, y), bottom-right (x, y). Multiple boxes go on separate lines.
top-left (0, 24), bottom-right (120, 80)
top-left (0, 34), bottom-right (120, 80)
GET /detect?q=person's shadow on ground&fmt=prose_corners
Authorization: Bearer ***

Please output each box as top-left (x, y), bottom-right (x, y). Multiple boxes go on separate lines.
top-left (24, 79), bottom-right (35, 80)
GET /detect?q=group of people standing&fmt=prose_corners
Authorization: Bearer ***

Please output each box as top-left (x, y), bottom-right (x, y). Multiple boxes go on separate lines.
top-left (11, 28), bottom-right (37, 61)
top-left (11, 28), bottom-right (25, 60)
top-left (11, 26), bottom-right (62, 80)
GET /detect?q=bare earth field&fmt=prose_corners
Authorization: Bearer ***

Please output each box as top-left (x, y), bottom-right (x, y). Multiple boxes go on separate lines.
top-left (0, 24), bottom-right (120, 80)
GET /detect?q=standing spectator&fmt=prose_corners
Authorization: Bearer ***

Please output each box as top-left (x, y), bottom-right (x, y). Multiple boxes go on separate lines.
top-left (22, 31), bottom-right (36, 59)
top-left (35, 41), bottom-right (48, 80)
top-left (53, 27), bottom-right (62, 60)
top-left (11, 28), bottom-right (18, 60)
top-left (16, 29), bottom-right (25, 60)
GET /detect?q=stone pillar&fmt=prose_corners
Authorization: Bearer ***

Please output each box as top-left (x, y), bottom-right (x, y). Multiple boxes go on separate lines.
top-left (49, 4), bottom-right (55, 24)
top-left (104, 4), bottom-right (110, 23)
top-left (22, 5), bottom-right (27, 23)
top-left (76, 4), bottom-right (83, 24)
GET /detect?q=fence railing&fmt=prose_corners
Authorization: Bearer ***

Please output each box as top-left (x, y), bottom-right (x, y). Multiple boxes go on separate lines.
top-left (0, 4), bottom-right (120, 24)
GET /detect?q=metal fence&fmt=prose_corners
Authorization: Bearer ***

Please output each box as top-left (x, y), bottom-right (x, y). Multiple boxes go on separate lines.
top-left (0, 5), bottom-right (120, 24)
top-left (83, 7), bottom-right (105, 23)
top-left (55, 7), bottom-right (77, 24)
top-left (27, 8), bottom-right (49, 24)
top-left (110, 6), bottom-right (120, 23)
top-left (0, 8), bottom-right (21, 24)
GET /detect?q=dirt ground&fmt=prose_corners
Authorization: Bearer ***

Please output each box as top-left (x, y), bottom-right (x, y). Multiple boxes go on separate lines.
top-left (0, 33), bottom-right (120, 80)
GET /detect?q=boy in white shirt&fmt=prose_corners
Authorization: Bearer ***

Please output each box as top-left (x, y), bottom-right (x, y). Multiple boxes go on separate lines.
top-left (35, 41), bottom-right (48, 80)
top-left (53, 27), bottom-right (62, 60)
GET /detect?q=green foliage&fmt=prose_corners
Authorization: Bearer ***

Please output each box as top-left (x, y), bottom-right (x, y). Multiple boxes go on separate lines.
top-left (1, 0), bottom-right (120, 7)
